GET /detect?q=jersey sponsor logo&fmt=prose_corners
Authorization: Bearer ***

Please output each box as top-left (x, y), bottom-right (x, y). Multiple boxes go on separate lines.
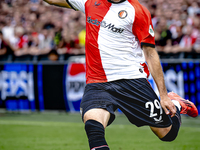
top-left (149, 25), bottom-right (154, 37)
top-left (87, 16), bottom-right (101, 26)
top-left (87, 16), bottom-right (124, 33)
top-left (118, 10), bottom-right (128, 19)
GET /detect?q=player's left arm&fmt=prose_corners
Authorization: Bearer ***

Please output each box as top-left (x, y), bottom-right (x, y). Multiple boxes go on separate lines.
top-left (143, 46), bottom-right (176, 117)
top-left (43, 0), bottom-right (72, 8)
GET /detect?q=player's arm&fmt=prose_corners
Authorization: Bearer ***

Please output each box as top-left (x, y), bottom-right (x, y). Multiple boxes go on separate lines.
top-left (143, 45), bottom-right (176, 117)
top-left (43, 0), bottom-right (72, 8)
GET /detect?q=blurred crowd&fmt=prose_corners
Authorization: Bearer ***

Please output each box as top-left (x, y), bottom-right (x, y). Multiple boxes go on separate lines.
top-left (141, 0), bottom-right (200, 58)
top-left (0, 0), bottom-right (200, 62)
top-left (0, 0), bottom-right (86, 61)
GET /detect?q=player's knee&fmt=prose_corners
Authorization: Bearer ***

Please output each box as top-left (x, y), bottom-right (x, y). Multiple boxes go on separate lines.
top-left (160, 125), bottom-right (179, 142)
top-left (160, 133), bottom-right (177, 142)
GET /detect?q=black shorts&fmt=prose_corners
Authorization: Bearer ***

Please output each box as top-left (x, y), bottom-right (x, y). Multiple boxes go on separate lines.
top-left (80, 78), bottom-right (172, 127)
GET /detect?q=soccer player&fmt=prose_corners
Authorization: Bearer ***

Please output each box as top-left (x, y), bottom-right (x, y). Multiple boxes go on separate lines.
top-left (44, 0), bottom-right (198, 149)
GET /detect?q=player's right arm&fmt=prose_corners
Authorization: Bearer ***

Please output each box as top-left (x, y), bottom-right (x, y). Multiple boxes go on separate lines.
top-left (143, 46), bottom-right (176, 117)
top-left (43, 0), bottom-right (72, 9)
top-left (132, 5), bottom-right (176, 117)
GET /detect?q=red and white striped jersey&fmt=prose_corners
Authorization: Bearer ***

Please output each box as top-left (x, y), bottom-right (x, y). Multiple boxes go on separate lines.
top-left (68, 0), bottom-right (155, 84)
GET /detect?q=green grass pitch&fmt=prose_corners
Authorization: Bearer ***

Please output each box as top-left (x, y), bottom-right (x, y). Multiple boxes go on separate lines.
top-left (0, 112), bottom-right (200, 150)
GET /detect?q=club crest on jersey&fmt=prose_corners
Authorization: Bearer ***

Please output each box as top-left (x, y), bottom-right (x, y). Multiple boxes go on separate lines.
top-left (118, 10), bottom-right (128, 19)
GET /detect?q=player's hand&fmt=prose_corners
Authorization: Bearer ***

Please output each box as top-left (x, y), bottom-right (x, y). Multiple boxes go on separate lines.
top-left (160, 95), bottom-right (176, 117)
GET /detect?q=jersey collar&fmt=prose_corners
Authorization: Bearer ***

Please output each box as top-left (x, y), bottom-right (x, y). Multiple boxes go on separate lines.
top-left (107, 0), bottom-right (126, 4)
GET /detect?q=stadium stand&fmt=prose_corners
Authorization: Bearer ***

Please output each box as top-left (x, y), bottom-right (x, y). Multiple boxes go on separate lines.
top-left (0, 0), bottom-right (200, 62)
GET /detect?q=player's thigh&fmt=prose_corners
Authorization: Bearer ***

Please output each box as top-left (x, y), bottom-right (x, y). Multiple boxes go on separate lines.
top-left (150, 125), bottom-right (172, 138)
top-left (83, 108), bottom-right (111, 128)
top-left (112, 78), bottom-right (172, 127)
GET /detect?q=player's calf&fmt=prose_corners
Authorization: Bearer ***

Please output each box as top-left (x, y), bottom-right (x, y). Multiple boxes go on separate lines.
top-left (160, 106), bottom-right (181, 142)
top-left (85, 120), bottom-right (110, 150)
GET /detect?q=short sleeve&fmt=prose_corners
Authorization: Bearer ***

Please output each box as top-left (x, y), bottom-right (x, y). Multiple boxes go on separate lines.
top-left (67, 0), bottom-right (87, 13)
top-left (132, 5), bottom-right (155, 48)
